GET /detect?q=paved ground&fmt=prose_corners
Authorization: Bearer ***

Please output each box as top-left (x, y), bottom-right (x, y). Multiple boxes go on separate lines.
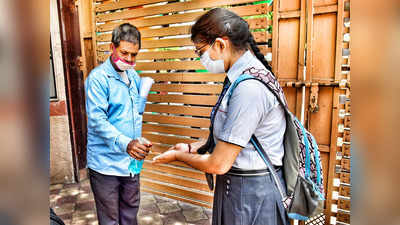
top-left (50, 178), bottom-right (212, 225)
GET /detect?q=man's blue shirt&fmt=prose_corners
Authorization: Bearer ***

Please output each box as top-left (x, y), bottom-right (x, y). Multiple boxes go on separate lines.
top-left (85, 58), bottom-right (142, 176)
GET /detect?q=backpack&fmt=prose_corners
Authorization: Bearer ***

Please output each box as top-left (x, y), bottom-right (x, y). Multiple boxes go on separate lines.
top-left (50, 208), bottom-right (66, 225)
top-left (226, 67), bottom-right (325, 220)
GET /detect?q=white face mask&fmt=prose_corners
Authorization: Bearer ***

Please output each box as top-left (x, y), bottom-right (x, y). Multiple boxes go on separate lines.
top-left (200, 42), bottom-right (225, 73)
top-left (114, 58), bottom-right (135, 71)
top-left (111, 48), bottom-right (136, 71)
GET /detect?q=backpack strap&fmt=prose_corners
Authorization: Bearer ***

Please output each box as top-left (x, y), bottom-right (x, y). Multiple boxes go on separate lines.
top-left (228, 74), bottom-right (290, 115)
top-left (250, 135), bottom-right (288, 201)
top-left (226, 74), bottom-right (288, 202)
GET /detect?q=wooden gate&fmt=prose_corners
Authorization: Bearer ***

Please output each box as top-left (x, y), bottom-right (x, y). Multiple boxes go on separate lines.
top-left (79, 0), bottom-right (351, 224)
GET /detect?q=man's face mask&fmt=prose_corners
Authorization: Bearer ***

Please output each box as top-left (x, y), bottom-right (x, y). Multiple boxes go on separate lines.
top-left (200, 40), bottom-right (226, 73)
top-left (111, 48), bottom-right (136, 71)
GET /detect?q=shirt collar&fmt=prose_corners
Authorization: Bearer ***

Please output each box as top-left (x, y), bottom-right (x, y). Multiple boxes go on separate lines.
top-left (104, 57), bottom-right (123, 80)
top-left (226, 50), bottom-right (254, 84)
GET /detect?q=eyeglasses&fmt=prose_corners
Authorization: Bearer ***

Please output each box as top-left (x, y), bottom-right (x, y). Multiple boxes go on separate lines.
top-left (194, 43), bottom-right (210, 57)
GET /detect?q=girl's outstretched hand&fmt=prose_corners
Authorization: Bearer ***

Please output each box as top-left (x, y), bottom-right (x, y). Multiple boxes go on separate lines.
top-left (152, 146), bottom-right (178, 164)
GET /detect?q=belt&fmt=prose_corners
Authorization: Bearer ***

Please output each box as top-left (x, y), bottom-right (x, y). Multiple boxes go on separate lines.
top-left (226, 166), bottom-right (281, 177)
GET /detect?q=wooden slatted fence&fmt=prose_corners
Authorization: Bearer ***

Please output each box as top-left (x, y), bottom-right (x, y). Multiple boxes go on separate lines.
top-left (81, 0), bottom-right (351, 224)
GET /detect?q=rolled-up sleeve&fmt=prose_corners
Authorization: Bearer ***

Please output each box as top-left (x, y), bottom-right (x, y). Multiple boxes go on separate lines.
top-left (217, 80), bottom-right (272, 148)
top-left (85, 74), bottom-right (132, 152)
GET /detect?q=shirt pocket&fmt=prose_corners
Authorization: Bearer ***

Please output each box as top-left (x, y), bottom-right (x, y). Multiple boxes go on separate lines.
top-left (213, 98), bottom-right (229, 139)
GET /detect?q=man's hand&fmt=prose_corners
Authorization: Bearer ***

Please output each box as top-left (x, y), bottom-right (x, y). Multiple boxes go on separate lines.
top-left (126, 139), bottom-right (152, 160)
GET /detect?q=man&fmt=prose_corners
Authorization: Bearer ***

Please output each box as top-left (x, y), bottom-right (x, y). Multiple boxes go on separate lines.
top-left (85, 23), bottom-right (151, 225)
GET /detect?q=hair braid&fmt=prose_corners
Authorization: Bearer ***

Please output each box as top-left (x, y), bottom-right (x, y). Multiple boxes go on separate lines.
top-left (248, 33), bottom-right (274, 75)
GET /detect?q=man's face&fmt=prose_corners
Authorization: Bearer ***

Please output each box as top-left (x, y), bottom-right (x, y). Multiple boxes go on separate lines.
top-left (112, 40), bottom-right (139, 64)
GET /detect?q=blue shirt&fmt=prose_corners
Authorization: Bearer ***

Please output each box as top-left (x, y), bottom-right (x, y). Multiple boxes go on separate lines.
top-left (85, 58), bottom-right (143, 176)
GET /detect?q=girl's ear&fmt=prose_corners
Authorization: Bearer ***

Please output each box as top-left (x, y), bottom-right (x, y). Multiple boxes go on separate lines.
top-left (215, 37), bottom-right (227, 52)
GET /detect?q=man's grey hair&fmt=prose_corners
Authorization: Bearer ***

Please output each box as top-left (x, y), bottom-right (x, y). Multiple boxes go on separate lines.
top-left (111, 23), bottom-right (141, 48)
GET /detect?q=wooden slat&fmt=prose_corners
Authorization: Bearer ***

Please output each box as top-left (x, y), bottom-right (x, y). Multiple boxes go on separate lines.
top-left (96, 0), bottom-right (165, 12)
top-left (96, 0), bottom-right (268, 22)
top-left (98, 37), bottom-right (193, 51)
top-left (97, 50), bottom-right (197, 62)
top-left (344, 10), bottom-right (350, 18)
top-left (326, 84), bottom-right (342, 222)
top-left (341, 158), bottom-right (350, 171)
top-left (314, 4), bottom-right (338, 15)
top-left (279, 5), bottom-right (338, 19)
top-left (96, 11), bottom-right (204, 32)
top-left (253, 31), bottom-right (269, 42)
top-left (247, 17), bottom-right (270, 29)
top-left (258, 45), bottom-right (271, 55)
top-left (98, 43), bottom-right (271, 61)
top-left (147, 143), bottom-right (170, 153)
top-left (143, 161), bottom-right (204, 180)
top-left (147, 94), bottom-right (218, 105)
top-left (97, 26), bottom-right (191, 41)
top-left (339, 185), bottom-right (351, 197)
top-left (306, 0), bottom-right (314, 81)
top-left (342, 145), bottom-right (350, 157)
top-left (340, 172), bottom-right (350, 184)
top-left (141, 179), bottom-right (213, 203)
top-left (139, 37), bottom-right (193, 49)
top-left (143, 114), bottom-right (211, 128)
top-left (143, 133), bottom-right (198, 145)
top-left (96, 4), bottom-right (269, 32)
top-left (338, 199), bottom-right (350, 211)
top-left (319, 144), bottom-right (330, 152)
top-left (344, 116), bottom-right (351, 127)
top-left (96, 17), bottom-right (270, 41)
top-left (141, 170), bottom-right (210, 192)
top-left (140, 72), bottom-right (225, 82)
top-left (137, 50), bottom-right (197, 60)
top-left (136, 60), bottom-right (205, 71)
top-left (143, 123), bottom-right (209, 138)
top-left (337, 212), bottom-right (350, 224)
top-left (145, 104), bottom-right (212, 117)
top-left (279, 10), bottom-right (300, 19)
top-left (151, 83), bottom-right (222, 94)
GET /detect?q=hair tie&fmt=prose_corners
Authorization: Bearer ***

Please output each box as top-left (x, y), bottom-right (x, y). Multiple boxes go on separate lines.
top-left (225, 22), bottom-right (231, 33)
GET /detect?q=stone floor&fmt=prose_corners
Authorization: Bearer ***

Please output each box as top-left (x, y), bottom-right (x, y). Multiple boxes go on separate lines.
top-left (50, 178), bottom-right (212, 225)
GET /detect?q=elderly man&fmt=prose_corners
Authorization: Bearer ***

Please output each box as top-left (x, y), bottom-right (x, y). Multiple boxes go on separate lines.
top-left (85, 23), bottom-right (151, 225)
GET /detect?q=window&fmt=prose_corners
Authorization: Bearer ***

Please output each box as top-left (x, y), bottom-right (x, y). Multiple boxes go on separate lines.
top-left (50, 41), bottom-right (57, 100)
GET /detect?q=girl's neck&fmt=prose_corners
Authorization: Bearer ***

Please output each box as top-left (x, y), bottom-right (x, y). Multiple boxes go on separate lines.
top-left (226, 49), bottom-right (246, 72)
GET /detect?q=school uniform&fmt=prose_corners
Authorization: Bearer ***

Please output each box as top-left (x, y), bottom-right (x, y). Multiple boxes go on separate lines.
top-left (209, 51), bottom-right (290, 225)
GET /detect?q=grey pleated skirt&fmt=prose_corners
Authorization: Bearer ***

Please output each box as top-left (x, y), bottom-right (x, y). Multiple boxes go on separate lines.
top-left (211, 169), bottom-right (290, 225)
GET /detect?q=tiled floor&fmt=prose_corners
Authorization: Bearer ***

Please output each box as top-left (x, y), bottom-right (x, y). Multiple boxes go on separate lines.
top-left (50, 178), bottom-right (212, 225)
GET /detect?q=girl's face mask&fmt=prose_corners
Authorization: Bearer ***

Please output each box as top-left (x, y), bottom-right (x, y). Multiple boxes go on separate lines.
top-left (200, 40), bottom-right (226, 73)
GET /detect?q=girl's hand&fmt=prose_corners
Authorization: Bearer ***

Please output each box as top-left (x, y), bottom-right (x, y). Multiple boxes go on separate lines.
top-left (152, 150), bottom-right (178, 164)
top-left (172, 143), bottom-right (190, 153)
